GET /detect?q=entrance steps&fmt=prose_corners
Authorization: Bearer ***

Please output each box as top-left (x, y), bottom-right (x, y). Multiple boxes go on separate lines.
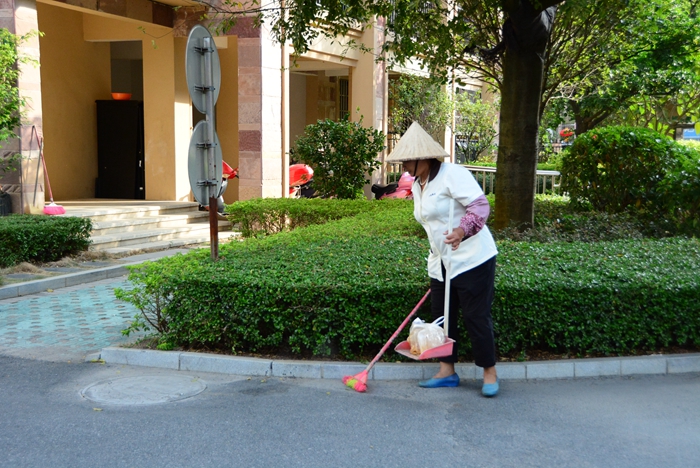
top-left (60, 200), bottom-right (240, 255)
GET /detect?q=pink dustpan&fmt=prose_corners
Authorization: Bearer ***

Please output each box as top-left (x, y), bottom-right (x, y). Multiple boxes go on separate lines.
top-left (394, 337), bottom-right (455, 360)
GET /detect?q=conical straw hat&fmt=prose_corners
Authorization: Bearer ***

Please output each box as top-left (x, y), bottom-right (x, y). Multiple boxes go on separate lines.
top-left (385, 122), bottom-right (449, 162)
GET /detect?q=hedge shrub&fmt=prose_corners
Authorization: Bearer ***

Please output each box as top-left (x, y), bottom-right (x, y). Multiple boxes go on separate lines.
top-left (494, 238), bottom-right (700, 356)
top-left (561, 126), bottom-right (688, 213)
top-left (658, 146), bottom-right (700, 235)
top-left (224, 197), bottom-right (399, 238)
top-left (292, 117), bottom-right (385, 199)
top-left (118, 201), bottom-right (700, 360)
top-left (0, 215), bottom-right (92, 267)
top-left (118, 203), bottom-right (428, 357)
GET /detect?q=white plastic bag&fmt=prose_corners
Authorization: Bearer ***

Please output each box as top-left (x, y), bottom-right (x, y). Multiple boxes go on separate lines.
top-left (408, 317), bottom-right (428, 355)
top-left (408, 317), bottom-right (446, 355)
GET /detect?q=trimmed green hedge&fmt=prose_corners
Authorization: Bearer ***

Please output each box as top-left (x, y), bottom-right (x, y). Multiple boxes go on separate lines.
top-left (224, 197), bottom-right (401, 238)
top-left (494, 238), bottom-right (700, 356)
top-left (560, 126), bottom-right (700, 236)
top-left (118, 200), bottom-right (700, 359)
top-left (0, 215), bottom-right (92, 267)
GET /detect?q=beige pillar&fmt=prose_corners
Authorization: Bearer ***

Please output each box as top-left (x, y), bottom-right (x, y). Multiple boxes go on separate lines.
top-left (141, 34), bottom-right (178, 200)
top-left (173, 37), bottom-right (192, 202)
top-left (215, 36), bottom-right (240, 204)
top-left (350, 17), bottom-right (388, 195)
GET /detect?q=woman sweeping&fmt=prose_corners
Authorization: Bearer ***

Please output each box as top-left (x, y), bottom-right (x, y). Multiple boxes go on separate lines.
top-left (386, 122), bottom-right (500, 397)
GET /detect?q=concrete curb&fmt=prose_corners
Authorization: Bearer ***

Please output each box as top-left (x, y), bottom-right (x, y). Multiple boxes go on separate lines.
top-left (94, 347), bottom-right (700, 381)
top-left (0, 264), bottom-right (132, 300)
top-left (0, 249), bottom-right (191, 300)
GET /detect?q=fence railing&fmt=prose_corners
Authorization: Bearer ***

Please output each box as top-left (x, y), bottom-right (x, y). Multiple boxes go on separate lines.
top-left (383, 163), bottom-right (562, 195)
top-left (463, 165), bottom-right (562, 195)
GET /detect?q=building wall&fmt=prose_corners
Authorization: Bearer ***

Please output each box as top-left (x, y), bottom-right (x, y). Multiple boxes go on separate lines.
top-left (289, 73), bottom-right (307, 146)
top-left (37, 3), bottom-right (110, 200)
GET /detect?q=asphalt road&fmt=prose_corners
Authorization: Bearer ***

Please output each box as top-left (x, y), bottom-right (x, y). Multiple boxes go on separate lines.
top-left (1, 355), bottom-right (698, 468)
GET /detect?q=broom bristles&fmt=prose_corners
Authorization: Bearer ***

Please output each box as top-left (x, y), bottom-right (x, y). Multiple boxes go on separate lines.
top-left (342, 371), bottom-right (368, 392)
top-left (44, 202), bottom-right (65, 215)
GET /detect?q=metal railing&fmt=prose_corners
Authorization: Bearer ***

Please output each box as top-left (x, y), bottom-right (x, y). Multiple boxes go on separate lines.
top-left (463, 165), bottom-right (562, 195)
top-left (383, 162), bottom-right (562, 195)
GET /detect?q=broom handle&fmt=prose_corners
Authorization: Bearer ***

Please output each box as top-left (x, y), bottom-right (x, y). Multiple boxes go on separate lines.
top-left (32, 126), bottom-right (41, 205)
top-left (444, 203), bottom-right (453, 335)
top-left (38, 137), bottom-right (54, 202)
top-left (365, 289), bottom-right (431, 372)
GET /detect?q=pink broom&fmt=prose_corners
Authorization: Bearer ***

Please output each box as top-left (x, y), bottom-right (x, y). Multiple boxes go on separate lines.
top-left (38, 137), bottom-right (65, 215)
top-left (342, 290), bottom-right (431, 392)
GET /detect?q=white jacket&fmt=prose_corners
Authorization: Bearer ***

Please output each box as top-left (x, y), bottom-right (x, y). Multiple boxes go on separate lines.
top-left (413, 163), bottom-right (498, 281)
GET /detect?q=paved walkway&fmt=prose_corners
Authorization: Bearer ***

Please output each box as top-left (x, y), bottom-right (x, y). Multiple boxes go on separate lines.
top-left (0, 277), bottom-right (141, 362)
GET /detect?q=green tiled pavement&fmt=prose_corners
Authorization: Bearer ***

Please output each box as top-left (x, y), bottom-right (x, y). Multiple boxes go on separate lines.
top-left (0, 278), bottom-right (142, 357)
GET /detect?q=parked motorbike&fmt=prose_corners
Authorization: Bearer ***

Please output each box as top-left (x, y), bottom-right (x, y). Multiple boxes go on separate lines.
top-left (202, 163), bottom-right (315, 213)
top-left (289, 163), bottom-right (316, 198)
top-left (200, 161), bottom-right (238, 214)
top-left (371, 171), bottom-right (415, 200)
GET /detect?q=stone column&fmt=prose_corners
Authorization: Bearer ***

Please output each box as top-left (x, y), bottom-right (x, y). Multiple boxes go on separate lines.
top-left (231, 17), bottom-right (283, 200)
top-left (0, 0), bottom-right (44, 213)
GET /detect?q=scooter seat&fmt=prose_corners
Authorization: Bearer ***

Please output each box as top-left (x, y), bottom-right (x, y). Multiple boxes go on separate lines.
top-left (382, 189), bottom-right (412, 199)
top-left (371, 183), bottom-right (398, 199)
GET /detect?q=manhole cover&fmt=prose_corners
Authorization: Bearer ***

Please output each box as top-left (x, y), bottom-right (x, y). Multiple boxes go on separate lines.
top-left (81, 375), bottom-right (207, 405)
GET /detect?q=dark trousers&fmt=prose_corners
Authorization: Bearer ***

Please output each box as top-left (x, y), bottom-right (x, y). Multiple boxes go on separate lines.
top-left (430, 256), bottom-right (497, 368)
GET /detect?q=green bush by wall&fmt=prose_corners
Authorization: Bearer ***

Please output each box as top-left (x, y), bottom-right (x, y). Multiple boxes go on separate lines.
top-left (561, 126), bottom-right (699, 215)
top-left (0, 215), bottom-right (92, 267)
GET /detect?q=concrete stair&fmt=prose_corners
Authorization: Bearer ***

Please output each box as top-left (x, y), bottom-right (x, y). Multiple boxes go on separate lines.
top-left (60, 200), bottom-right (240, 255)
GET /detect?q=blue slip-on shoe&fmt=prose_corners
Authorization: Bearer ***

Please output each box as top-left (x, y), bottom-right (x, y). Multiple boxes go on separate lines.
top-left (419, 373), bottom-right (460, 388)
top-left (481, 378), bottom-right (499, 397)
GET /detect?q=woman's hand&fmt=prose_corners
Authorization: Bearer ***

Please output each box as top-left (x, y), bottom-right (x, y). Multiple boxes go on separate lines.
top-left (444, 227), bottom-right (465, 250)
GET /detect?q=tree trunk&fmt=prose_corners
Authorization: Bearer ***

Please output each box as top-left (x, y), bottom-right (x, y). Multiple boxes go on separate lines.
top-left (494, 3), bottom-right (557, 230)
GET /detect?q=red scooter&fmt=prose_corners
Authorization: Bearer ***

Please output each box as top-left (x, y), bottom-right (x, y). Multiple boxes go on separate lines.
top-left (371, 171), bottom-right (415, 200)
top-left (289, 163), bottom-right (315, 198)
top-left (201, 161), bottom-right (238, 214)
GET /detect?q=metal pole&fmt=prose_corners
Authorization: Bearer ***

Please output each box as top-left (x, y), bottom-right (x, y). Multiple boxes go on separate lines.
top-left (203, 37), bottom-right (219, 260)
top-left (281, 0), bottom-right (289, 198)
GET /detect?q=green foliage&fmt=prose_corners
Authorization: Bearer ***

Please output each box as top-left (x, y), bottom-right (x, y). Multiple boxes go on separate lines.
top-left (658, 145), bottom-right (700, 235)
top-left (119, 197), bottom-right (700, 359)
top-left (611, 71), bottom-right (700, 138)
top-left (1, 29), bottom-right (42, 173)
top-left (388, 74), bottom-right (453, 140)
top-left (494, 238), bottom-right (700, 356)
top-left (493, 195), bottom-right (667, 243)
top-left (454, 92), bottom-right (499, 163)
top-left (225, 197), bottom-right (402, 238)
top-left (561, 126), bottom-right (682, 213)
top-left (677, 139), bottom-right (700, 151)
top-left (543, 0), bottom-right (700, 134)
top-left (1, 29), bottom-right (23, 172)
top-left (0, 215), bottom-right (92, 267)
top-left (0, 29), bottom-right (21, 143)
top-left (119, 201), bottom-right (428, 357)
top-left (292, 117), bottom-right (385, 199)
